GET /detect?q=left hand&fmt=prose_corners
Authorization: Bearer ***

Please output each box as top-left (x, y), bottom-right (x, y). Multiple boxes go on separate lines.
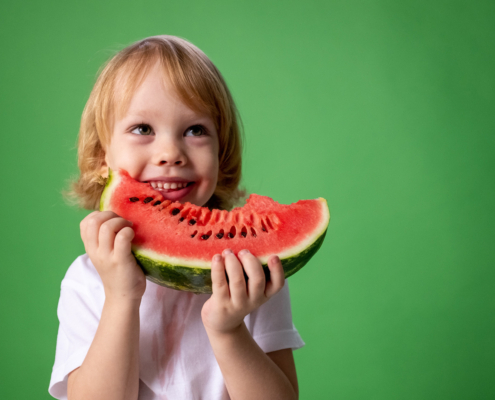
top-left (201, 249), bottom-right (285, 334)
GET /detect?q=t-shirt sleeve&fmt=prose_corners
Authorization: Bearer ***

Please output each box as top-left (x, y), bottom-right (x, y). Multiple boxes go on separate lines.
top-left (49, 255), bottom-right (105, 400)
top-left (245, 280), bottom-right (305, 353)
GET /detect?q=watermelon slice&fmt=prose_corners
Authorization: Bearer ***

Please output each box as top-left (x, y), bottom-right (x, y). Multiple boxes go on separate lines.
top-left (100, 170), bottom-right (330, 294)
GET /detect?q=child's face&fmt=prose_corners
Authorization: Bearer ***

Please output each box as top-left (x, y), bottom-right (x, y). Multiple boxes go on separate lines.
top-left (103, 63), bottom-right (219, 207)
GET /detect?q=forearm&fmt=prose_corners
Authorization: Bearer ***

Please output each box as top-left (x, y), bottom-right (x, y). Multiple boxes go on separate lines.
top-left (68, 298), bottom-right (141, 400)
top-left (206, 322), bottom-right (298, 400)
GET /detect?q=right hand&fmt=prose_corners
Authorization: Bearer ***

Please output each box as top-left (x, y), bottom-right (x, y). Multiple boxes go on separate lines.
top-left (80, 211), bottom-right (146, 301)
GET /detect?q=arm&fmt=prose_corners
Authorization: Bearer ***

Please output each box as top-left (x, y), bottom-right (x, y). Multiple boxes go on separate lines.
top-left (202, 250), bottom-right (299, 400)
top-left (206, 326), bottom-right (298, 400)
top-left (68, 211), bottom-right (146, 400)
top-left (68, 298), bottom-right (141, 400)
top-left (267, 348), bottom-right (299, 397)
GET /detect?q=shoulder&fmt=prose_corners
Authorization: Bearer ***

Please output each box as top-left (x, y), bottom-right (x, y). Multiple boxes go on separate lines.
top-left (62, 254), bottom-right (102, 290)
top-left (57, 254), bottom-right (104, 315)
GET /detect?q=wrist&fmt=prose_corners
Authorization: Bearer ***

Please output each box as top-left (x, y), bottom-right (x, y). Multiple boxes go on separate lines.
top-left (204, 321), bottom-right (248, 342)
top-left (104, 294), bottom-right (142, 311)
top-left (103, 281), bottom-right (146, 303)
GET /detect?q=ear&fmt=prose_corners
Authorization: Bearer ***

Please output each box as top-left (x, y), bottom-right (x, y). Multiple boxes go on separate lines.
top-left (98, 154), bottom-right (109, 178)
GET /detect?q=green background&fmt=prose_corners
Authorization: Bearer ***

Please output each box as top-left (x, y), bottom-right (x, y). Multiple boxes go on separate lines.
top-left (1, 0), bottom-right (494, 399)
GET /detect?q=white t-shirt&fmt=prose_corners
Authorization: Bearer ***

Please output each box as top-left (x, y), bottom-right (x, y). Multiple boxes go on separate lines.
top-left (49, 255), bottom-right (304, 400)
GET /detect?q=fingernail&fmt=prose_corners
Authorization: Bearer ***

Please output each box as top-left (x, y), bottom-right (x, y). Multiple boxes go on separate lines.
top-left (223, 249), bottom-right (233, 255)
top-left (270, 255), bottom-right (280, 263)
top-left (213, 254), bottom-right (222, 262)
top-left (239, 249), bottom-right (250, 255)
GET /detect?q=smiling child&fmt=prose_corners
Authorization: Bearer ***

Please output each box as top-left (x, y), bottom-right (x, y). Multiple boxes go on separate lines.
top-left (49, 35), bottom-right (304, 400)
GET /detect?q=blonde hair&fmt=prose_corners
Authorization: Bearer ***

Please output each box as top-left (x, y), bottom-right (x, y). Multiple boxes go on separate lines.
top-left (69, 35), bottom-right (244, 210)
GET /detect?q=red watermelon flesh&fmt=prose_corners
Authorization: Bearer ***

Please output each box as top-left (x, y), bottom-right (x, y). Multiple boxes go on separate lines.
top-left (100, 169), bottom-right (330, 293)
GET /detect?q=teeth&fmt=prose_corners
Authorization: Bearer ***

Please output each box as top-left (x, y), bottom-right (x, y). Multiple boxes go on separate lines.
top-left (150, 181), bottom-right (190, 190)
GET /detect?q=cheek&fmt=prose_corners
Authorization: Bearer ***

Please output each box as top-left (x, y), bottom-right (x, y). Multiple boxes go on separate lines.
top-left (207, 157), bottom-right (220, 180)
top-left (191, 143), bottom-right (219, 181)
top-left (105, 142), bottom-right (147, 178)
top-left (198, 158), bottom-right (219, 192)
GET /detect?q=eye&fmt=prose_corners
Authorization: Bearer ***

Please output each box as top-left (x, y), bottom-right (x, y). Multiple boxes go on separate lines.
top-left (184, 125), bottom-right (207, 137)
top-left (131, 124), bottom-right (154, 136)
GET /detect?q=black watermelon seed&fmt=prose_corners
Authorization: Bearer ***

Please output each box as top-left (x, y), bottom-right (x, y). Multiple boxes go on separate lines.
top-left (153, 201), bottom-right (161, 206)
top-left (228, 232), bottom-right (234, 238)
top-left (201, 234), bottom-right (210, 240)
top-left (191, 230), bottom-right (198, 238)
top-left (262, 227), bottom-right (267, 232)
top-left (129, 197), bottom-right (139, 202)
top-left (216, 232), bottom-right (224, 239)
top-left (144, 197), bottom-right (153, 203)
top-left (179, 217), bottom-right (185, 222)
top-left (189, 219), bottom-right (196, 225)
top-left (171, 208), bottom-right (180, 215)
top-left (241, 231), bottom-right (247, 237)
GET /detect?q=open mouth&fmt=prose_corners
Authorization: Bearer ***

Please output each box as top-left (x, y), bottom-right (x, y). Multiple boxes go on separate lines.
top-left (148, 181), bottom-right (194, 192)
top-left (145, 181), bottom-right (195, 201)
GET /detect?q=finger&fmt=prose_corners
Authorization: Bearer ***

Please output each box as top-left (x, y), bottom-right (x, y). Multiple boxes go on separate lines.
top-left (223, 249), bottom-right (247, 305)
top-left (210, 254), bottom-right (229, 300)
top-left (265, 255), bottom-right (285, 298)
top-left (81, 211), bottom-right (120, 249)
top-left (98, 218), bottom-right (134, 254)
top-left (238, 250), bottom-right (266, 299)
top-left (80, 211), bottom-right (100, 250)
top-left (113, 226), bottom-right (135, 260)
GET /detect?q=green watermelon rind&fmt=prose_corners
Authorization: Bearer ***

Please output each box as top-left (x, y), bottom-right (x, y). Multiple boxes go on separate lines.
top-left (134, 228), bottom-right (327, 294)
top-left (100, 169), bottom-right (330, 294)
top-left (100, 168), bottom-right (116, 211)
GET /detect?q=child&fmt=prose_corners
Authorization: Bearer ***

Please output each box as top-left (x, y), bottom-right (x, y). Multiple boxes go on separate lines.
top-left (49, 35), bottom-right (304, 400)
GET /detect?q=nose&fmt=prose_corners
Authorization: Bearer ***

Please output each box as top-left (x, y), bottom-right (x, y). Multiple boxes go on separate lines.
top-left (153, 138), bottom-right (187, 166)
top-left (159, 157), bottom-right (184, 165)
top-left (160, 159), bottom-right (182, 165)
